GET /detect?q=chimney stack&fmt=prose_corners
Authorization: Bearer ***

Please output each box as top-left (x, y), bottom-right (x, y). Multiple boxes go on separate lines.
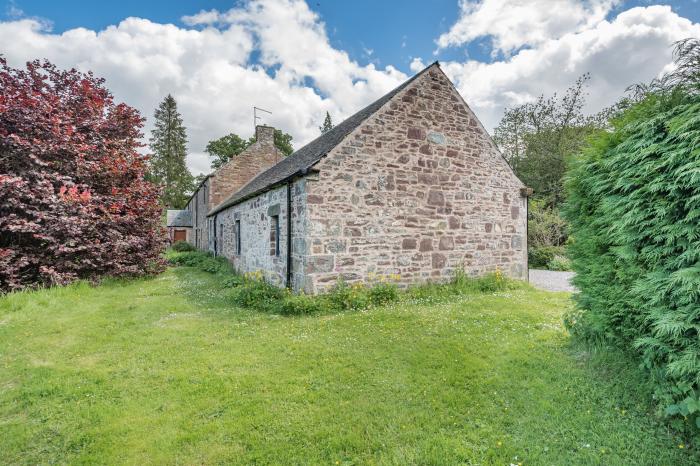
top-left (208, 125), bottom-right (282, 208)
top-left (255, 125), bottom-right (275, 146)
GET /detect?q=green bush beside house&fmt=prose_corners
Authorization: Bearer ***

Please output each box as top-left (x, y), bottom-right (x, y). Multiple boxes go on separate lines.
top-left (565, 93), bottom-right (700, 435)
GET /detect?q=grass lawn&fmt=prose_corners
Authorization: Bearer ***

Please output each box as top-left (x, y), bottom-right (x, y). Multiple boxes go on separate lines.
top-left (0, 267), bottom-right (696, 465)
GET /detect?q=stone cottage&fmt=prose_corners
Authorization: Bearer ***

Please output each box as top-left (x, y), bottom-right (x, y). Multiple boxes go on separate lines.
top-left (207, 62), bottom-right (529, 293)
top-left (185, 125), bottom-right (284, 250)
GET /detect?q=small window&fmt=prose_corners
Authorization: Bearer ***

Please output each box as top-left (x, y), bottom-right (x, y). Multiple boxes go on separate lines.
top-left (235, 220), bottom-right (241, 255)
top-left (218, 223), bottom-right (223, 255)
top-left (270, 215), bottom-right (280, 256)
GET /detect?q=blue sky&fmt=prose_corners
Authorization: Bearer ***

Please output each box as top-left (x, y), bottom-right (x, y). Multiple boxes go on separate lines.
top-left (2, 0), bottom-right (699, 173)
top-left (3, 1), bottom-right (481, 67)
top-left (7, 0), bottom-right (699, 71)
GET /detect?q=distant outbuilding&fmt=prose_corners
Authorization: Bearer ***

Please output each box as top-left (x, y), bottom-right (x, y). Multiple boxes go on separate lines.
top-left (166, 209), bottom-right (192, 243)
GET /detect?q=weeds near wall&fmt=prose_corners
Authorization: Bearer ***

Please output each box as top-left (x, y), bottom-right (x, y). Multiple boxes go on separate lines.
top-left (165, 250), bottom-right (523, 316)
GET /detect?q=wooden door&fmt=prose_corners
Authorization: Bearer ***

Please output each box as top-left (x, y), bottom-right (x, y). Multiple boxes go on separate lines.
top-left (174, 229), bottom-right (186, 241)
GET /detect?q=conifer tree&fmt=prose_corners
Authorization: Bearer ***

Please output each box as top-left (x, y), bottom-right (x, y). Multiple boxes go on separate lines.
top-left (319, 111), bottom-right (333, 134)
top-left (149, 95), bottom-right (193, 208)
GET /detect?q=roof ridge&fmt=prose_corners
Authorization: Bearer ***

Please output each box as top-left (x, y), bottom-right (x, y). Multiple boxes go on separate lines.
top-left (208, 61), bottom-right (439, 215)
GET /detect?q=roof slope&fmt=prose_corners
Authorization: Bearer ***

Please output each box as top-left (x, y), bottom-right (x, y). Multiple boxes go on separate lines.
top-left (208, 62), bottom-right (438, 216)
top-left (166, 209), bottom-right (192, 227)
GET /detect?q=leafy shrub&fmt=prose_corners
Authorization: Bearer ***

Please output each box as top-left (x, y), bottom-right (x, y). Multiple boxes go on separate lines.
top-left (564, 93), bottom-right (700, 430)
top-left (171, 241), bottom-right (195, 252)
top-left (547, 255), bottom-right (572, 271)
top-left (474, 270), bottom-right (515, 293)
top-left (0, 58), bottom-right (165, 292)
top-left (528, 245), bottom-right (565, 269)
top-left (326, 280), bottom-right (370, 311)
top-left (368, 282), bottom-right (399, 306)
top-left (528, 198), bottom-right (568, 248)
top-left (167, 250), bottom-right (232, 275)
top-left (222, 275), bottom-right (244, 288)
top-left (278, 293), bottom-right (326, 316)
top-left (230, 278), bottom-right (284, 310)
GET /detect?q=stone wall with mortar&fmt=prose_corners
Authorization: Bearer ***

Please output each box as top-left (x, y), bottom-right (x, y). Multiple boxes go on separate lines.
top-left (210, 178), bottom-right (309, 290)
top-left (208, 126), bottom-right (284, 210)
top-left (186, 176), bottom-right (210, 251)
top-left (185, 125), bottom-right (282, 252)
top-left (302, 65), bottom-right (527, 292)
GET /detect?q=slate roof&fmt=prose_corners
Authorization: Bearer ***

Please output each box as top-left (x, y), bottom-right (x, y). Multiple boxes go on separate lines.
top-left (166, 209), bottom-right (192, 227)
top-left (208, 62), bottom-right (439, 216)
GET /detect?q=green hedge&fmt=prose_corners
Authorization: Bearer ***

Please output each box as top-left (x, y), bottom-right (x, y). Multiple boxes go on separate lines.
top-left (564, 94), bottom-right (700, 431)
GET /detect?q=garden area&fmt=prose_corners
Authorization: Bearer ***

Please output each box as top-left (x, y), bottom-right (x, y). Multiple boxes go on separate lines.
top-left (2, 28), bottom-right (700, 465)
top-left (1, 253), bottom-right (698, 464)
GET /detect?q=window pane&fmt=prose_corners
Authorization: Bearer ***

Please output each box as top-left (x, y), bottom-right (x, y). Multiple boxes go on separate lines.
top-left (275, 216), bottom-right (280, 256)
top-left (235, 220), bottom-right (241, 255)
top-left (271, 215), bottom-right (280, 256)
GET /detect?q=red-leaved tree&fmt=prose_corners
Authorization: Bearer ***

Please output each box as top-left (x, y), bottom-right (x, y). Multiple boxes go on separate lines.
top-left (0, 58), bottom-right (165, 292)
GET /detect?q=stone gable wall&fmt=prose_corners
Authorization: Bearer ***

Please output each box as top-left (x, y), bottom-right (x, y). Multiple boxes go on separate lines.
top-left (209, 126), bottom-right (283, 210)
top-left (302, 65), bottom-right (527, 292)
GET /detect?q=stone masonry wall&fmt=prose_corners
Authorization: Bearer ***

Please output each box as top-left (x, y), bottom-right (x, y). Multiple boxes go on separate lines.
top-left (302, 65), bottom-right (527, 292)
top-left (208, 126), bottom-right (284, 210)
top-left (210, 178), bottom-right (308, 290)
top-left (185, 125), bottom-right (282, 252)
top-left (186, 177), bottom-right (210, 251)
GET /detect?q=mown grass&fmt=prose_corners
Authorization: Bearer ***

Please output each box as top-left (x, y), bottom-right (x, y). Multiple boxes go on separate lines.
top-left (0, 267), bottom-right (697, 465)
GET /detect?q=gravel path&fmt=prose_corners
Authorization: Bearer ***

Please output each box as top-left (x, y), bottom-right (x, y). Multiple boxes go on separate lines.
top-left (528, 269), bottom-right (576, 292)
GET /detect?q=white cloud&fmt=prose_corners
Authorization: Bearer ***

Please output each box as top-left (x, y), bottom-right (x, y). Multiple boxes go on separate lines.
top-left (1, 0), bottom-right (699, 175)
top-left (0, 0), bottom-right (407, 175)
top-left (409, 57), bottom-right (426, 73)
top-left (437, 0), bottom-right (620, 56)
top-left (438, 5), bottom-right (700, 130)
top-left (181, 9), bottom-right (223, 26)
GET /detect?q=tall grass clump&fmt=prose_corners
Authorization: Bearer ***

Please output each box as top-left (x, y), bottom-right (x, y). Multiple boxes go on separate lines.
top-left (167, 250), bottom-right (523, 317)
top-left (166, 250), bottom-right (233, 275)
top-left (405, 269), bottom-right (523, 304)
top-left (564, 90), bottom-right (700, 432)
top-left (171, 241), bottom-right (196, 252)
top-left (228, 270), bottom-right (284, 311)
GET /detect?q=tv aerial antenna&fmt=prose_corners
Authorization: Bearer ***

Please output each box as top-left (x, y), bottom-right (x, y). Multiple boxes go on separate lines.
top-left (253, 106), bottom-right (272, 131)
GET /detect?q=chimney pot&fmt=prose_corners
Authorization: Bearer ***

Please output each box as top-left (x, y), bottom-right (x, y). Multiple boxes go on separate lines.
top-left (255, 125), bottom-right (275, 146)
